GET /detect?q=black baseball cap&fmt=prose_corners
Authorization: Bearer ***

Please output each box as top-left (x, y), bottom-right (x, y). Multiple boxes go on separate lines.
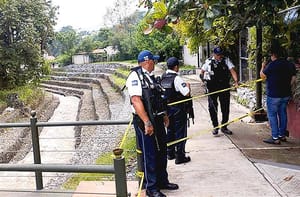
top-left (167, 57), bottom-right (179, 69)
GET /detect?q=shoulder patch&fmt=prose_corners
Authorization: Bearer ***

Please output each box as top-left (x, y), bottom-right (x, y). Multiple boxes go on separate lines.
top-left (131, 80), bottom-right (138, 86)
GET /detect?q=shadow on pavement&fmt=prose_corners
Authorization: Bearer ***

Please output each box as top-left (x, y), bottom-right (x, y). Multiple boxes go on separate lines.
top-left (228, 122), bottom-right (300, 167)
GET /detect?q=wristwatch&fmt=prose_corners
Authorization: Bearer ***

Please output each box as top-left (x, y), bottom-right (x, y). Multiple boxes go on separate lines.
top-left (145, 120), bottom-right (152, 127)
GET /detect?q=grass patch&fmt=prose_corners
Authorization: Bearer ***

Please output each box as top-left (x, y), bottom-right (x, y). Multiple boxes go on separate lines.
top-left (63, 128), bottom-right (136, 190)
top-left (180, 65), bottom-right (196, 71)
top-left (111, 74), bottom-right (126, 88)
top-left (0, 84), bottom-right (44, 109)
top-left (160, 62), bottom-right (196, 71)
top-left (116, 67), bottom-right (131, 76)
top-left (113, 60), bottom-right (136, 64)
top-left (0, 100), bottom-right (6, 112)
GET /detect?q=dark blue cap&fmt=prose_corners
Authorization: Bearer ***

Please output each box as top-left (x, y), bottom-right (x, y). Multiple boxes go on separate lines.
top-left (213, 46), bottom-right (223, 55)
top-left (167, 57), bottom-right (179, 68)
top-left (137, 50), bottom-right (160, 63)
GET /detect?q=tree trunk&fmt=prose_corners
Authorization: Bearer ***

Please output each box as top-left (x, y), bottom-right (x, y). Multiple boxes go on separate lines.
top-left (0, 66), bottom-right (8, 89)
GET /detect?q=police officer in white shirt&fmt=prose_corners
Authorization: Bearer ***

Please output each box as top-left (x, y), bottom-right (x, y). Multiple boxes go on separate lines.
top-left (161, 57), bottom-right (191, 164)
top-left (126, 50), bottom-right (178, 197)
top-left (200, 46), bottom-right (238, 136)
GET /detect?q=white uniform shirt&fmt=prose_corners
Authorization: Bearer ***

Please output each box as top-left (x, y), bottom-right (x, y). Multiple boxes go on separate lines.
top-left (166, 69), bottom-right (190, 96)
top-left (126, 67), bottom-right (154, 113)
top-left (201, 57), bottom-right (234, 80)
top-left (201, 56), bottom-right (234, 71)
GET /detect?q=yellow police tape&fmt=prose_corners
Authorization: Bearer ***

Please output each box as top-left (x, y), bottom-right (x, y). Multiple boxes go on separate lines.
top-left (136, 148), bottom-right (142, 154)
top-left (167, 108), bottom-right (263, 147)
top-left (118, 116), bottom-right (133, 149)
top-left (168, 78), bottom-right (263, 106)
top-left (134, 107), bottom-right (263, 196)
top-left (134, 106), bottom-right (262, 196)
top-left (137, 171), bottom-right (144, 197)
top-left (130, 78), bottom-right (265, 197)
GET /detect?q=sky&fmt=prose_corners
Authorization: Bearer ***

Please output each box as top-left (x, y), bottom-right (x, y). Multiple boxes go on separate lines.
top-left (51, 0), bottom-right (138, 32)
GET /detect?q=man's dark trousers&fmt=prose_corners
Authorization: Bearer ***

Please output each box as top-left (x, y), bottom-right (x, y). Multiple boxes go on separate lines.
top-left (133, 115), bottom-right (168, 192)
top-left (207, 90), bottom-right (230, 128)
top-left (167, 106), bottom-right (188, 158)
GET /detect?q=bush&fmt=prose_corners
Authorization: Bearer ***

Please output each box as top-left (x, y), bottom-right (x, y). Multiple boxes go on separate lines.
top-left (56, 53), bottom-right (72, 66)
top-left (41, 60), bottom-right (52, 76)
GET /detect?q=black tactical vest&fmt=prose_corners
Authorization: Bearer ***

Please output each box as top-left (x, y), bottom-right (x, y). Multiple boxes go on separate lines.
top-left (206, 58), bottom-right (231, 90)
top-left (161, 72), bottom-right (185, 105)
top-left (130, 66), bottom-right (167, 116)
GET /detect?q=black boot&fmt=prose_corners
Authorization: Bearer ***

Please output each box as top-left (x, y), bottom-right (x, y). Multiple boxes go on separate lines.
top-left (167, 149), bottom-right (175, 160)
top-left (175, 154), bottom-right (191, 165)
top-left (146, 190), bottom-right (166, 197)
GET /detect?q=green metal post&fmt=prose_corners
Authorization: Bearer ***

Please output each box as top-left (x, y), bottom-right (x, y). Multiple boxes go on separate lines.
top-left (30, 111), bottom-right (43, 190)
top-left (113, 148), bottom-right (128, 197)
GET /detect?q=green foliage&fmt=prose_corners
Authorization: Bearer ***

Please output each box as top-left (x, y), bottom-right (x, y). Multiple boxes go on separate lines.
top-left (0, 84), bottom-right (44, 108)
top-left (135, 20), bottom-right (181, 60)
top-left (151, 2), bottom-right (168, 20)
top-left (247, 25), bottom-right (275, 71)
top-left (56, 53), bottom-right (73, 67)
top-left (63, 128), bottom-right (136, 190)
top-left (180, 65), bottom-right (196, 71)
top-left (41, 60), bottom-right (52, 76)
top-left (247, 27), bottom-right (257, 70)
top-left (141, 0), bottom-right (299, 62)
top-left (48, 3), bottom-right (181, 62)
top-left (292, 70), bottom-right (300, 107)
top-left (116, 67), bottom-right (131, 76)
top-left (0, 0), bottom-right (57, 89)
top-left (54, 27), bottom-right (79, 54)
top-left (111, 74), bottom-right (126, 88)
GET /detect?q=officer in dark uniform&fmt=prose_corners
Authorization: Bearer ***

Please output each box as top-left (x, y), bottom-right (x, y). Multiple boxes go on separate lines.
top-left (200, 47), bottom-right (238, 136)
top-left (161, 57), bottom-right (191, 164)
top-left (126, 50), bottom-right (178, 197)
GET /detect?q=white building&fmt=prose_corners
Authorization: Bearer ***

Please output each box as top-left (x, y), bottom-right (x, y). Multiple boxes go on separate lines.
top-left (72, 53), bottom-right (90, 64)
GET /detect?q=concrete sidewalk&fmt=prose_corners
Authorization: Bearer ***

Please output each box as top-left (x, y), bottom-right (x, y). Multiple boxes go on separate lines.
top-left (161, 72), bottom-right (300, 197)
top-left (164, 97), bottom-right (277, 196)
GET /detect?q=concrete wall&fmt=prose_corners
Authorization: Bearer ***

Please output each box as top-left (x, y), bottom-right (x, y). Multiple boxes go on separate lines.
top-left (182, 45), bottom-right (206, 68)
top-left (182, 45), bottom-right (198, 67)
top-left (287, 100), bottom-right (300, 138)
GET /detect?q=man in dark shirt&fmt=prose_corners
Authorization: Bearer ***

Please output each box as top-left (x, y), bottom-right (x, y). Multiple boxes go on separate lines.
top-left (260, 47), bottom-right (297, 144)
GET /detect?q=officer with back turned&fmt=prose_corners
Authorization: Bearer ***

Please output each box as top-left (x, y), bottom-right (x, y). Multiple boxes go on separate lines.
top-left (161, 57), bottom-right (191, 165)
top-left (126, 50), bottom-right (178, 197)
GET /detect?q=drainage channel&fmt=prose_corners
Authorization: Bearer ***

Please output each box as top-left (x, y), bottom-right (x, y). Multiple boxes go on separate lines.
top-left (0, 94), bottom-right (80, 190)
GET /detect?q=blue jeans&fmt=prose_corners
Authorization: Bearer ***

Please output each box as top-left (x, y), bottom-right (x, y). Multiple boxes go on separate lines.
top-left (266, 96), bottom-right (290, 139)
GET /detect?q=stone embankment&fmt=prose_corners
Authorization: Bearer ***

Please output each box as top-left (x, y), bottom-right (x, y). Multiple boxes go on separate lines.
top-left (42, 63), bottom-right (133, 189)
top-left (0, 93), bottom-right (60, 163)
top-left (0, 63), bottom-right (133, 190)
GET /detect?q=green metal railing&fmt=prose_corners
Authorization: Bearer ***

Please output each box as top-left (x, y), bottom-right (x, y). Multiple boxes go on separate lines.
top-left (0, 110), bottom-right (131, 197)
